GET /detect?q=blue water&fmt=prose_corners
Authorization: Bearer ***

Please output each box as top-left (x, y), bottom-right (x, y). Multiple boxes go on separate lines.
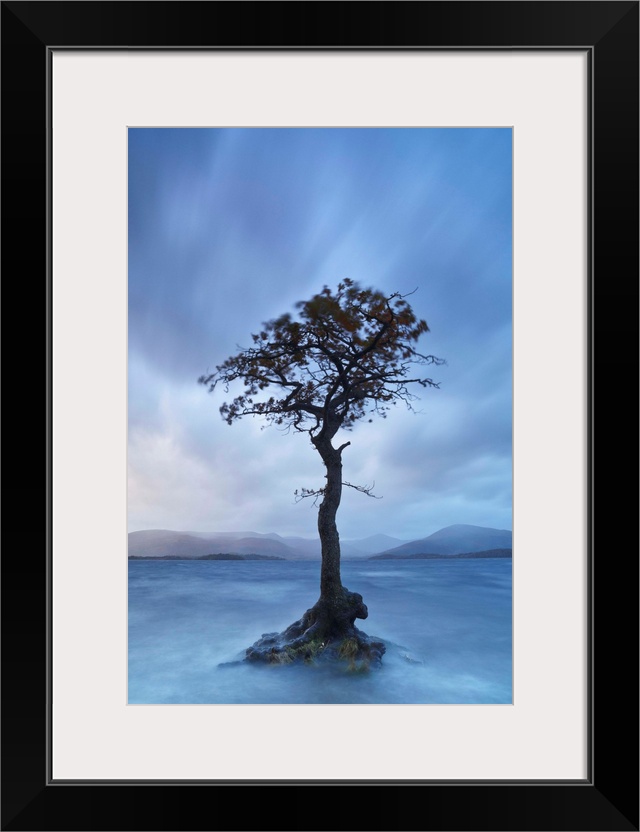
top-left (128, 559), bottom-right (512, 704)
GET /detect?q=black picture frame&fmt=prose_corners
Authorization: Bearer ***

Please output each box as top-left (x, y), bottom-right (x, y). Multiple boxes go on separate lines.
top-left (2, 2), bottom-right (638, 830)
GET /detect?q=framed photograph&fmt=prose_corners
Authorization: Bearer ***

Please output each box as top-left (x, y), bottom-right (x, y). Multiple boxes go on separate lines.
top-left (2, 2), bottom-right (637, 830)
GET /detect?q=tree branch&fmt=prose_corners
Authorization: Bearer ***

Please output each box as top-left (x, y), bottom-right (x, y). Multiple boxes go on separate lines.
top-left (342, 480), bottom-right (382, 499)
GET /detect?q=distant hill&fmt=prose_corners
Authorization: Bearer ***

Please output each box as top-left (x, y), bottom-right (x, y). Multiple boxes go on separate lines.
top-left (376, 524), bottom-right (512, 557)
top-left (128, 530), bottom-right (297, 559)
top-left (128, 552), bottom-right (285, 561)
top-left (370, 548), bottom-right (512, 560)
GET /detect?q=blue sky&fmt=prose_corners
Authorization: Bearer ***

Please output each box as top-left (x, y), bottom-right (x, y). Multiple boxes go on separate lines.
top-left (128, 128), bottom-right (512, 540)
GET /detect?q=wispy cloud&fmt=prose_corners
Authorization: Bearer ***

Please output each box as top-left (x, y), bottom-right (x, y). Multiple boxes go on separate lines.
top-left (128, 127), bottom-right (512, 540)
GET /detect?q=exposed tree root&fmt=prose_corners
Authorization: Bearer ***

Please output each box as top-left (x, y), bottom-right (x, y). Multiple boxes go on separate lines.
top-left (245, 588), bottom-right (386, 671)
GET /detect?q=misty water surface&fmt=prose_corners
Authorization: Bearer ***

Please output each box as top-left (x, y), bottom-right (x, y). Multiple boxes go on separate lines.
top-left (128, 559), bottom-right (512, 705)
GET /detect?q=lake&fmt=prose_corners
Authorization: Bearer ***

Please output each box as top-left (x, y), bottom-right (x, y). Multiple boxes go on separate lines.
top-left (128, 558), bottom-right (512, 704)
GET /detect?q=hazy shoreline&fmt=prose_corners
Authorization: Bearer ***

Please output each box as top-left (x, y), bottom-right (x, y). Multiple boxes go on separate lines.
top-left (128, 549), bottom-right (512, 562)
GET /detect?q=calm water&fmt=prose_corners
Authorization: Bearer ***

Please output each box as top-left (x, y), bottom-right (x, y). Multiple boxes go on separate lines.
top-left (128, 559), bottom-right (512, 704)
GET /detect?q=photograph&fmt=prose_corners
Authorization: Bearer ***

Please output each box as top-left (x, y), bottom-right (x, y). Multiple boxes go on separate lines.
top-left (127, 126), bottom-right (513, 705)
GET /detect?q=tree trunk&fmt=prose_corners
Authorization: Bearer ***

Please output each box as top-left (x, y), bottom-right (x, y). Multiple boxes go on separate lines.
top-left (315, 438), bottom-right (344, 602)
top-left (243, 429), bottom-right (386, 669)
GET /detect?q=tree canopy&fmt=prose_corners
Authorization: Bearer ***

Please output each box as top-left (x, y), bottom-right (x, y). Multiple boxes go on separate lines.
top-left (198, 278), bottom-right (445, 441)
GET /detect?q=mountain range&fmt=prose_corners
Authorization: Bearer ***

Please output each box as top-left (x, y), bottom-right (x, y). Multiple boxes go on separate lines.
top-left (128, 524), bottom-right (512, 560)
top-left (375, 524), bottom-right (512, 557)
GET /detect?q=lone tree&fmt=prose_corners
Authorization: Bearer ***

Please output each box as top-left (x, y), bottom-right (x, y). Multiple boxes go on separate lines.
top-left (199, 279), bottom-right (444, 669)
